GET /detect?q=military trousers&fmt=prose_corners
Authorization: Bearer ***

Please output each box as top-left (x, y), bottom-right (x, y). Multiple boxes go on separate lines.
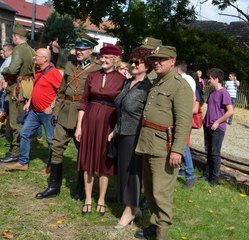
top-left (51, 123), bottom-right (79, 164)
top-left (143, 154), bottom-right (179, 240)
top-left (8, 98), bottom-right (24, 155)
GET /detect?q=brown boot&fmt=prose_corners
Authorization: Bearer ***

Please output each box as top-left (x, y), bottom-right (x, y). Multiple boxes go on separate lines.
top-left (5, 162), bottom-right (28, 171)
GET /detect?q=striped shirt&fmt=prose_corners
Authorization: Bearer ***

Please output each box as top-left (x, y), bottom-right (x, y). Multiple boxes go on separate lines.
top-left (225, 80), bottom-right (239, 98)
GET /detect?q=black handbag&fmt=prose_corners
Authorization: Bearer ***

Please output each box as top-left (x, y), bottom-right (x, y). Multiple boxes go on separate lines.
top-left (107, 137), bottom-right (118, 159)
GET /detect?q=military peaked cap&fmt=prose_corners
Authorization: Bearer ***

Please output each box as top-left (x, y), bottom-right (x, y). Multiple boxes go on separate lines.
top-left (149, 45), bottom-right (177, 59)
top-left (141, 37), bottom-right (162, 50)
top-left (74, 33), bottom-right (98, 49)
top-left (13, 26), bottom-right (28, 37)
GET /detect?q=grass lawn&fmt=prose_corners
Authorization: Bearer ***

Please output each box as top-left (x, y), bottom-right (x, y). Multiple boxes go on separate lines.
top-left (0, 135), bottom-right (248, 240)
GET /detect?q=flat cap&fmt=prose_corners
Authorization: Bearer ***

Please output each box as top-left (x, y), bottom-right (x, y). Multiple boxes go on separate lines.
top-left (13, 26), bottom-right (28, 37)
top-left (149, 45), bottom-right (177, 59)
top-left (74, 33), bottom-right (98, 49)
top-left (141, 37), bottom-right (162, 50)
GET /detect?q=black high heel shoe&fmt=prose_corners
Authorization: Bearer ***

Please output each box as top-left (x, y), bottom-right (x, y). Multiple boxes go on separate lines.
top-left (96, 204), bottom-right (106, 216)
top-left (82, 204), bottom-right (92, 215)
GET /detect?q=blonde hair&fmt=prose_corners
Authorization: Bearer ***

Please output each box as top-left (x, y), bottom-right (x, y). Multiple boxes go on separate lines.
top-left (111, 55), bottom-right (122, 69)
top-left (196, 70), bottom-right (202, 76)
top-left (117, 61), bottom-right (129, 70)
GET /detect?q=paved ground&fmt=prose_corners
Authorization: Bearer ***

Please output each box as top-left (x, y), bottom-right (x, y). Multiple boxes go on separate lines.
top-left (191, 106), bottom-right (249, 161)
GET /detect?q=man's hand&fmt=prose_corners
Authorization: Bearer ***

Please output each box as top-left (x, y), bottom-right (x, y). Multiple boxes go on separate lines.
top-left (23, 102), bottom-right (30, 111)
top-left (44, 106), bottom-right (53, 115)
top-left (211, 121), bottom-right (219, 130)
top-left (169, 152), bottom-right (182, 168)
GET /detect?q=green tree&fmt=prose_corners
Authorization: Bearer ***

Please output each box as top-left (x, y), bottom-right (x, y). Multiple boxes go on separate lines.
top-left (107, 0), bottom-right (196, 59)
top-left (40, 11), bottom-right (76, 47)
top-left (53, 0), bottom-right (126, 24)
top-left (174, 28), bottom-right (249, 82)
top-left (42, 0), bottom-right (53, 7)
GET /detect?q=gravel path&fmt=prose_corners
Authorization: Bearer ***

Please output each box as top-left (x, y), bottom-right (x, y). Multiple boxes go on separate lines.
top-left (191, 106), bottom-right (249, 161)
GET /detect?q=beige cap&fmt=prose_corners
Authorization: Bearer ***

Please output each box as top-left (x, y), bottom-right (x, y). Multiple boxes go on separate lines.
top-left (13, 26), bottom-right (28, 37)
top-left (149, 45), bottom-right (177, 59)
top-left (141, 37), bottom-right (162, 50)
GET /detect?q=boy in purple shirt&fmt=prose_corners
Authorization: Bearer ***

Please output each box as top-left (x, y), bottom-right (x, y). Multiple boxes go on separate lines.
top-left (203, 68), bottom-right (233, 186)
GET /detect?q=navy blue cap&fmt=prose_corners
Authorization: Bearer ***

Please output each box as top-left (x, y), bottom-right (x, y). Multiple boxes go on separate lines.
top-left (74, 33), bottom-right (98, 49)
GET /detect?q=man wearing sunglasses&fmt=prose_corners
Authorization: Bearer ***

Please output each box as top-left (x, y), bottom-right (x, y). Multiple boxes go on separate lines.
top-left (135, 45), bottom-right (193, 239)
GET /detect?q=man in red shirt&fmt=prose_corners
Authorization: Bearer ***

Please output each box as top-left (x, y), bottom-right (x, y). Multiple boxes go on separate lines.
top-left (5, 48), bottom-right (62, 170)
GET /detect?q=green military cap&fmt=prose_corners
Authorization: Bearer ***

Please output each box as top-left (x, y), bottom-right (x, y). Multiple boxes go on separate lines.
top-left (149, 45), bottom-right (177, 59)
top-left (141, 37), bottom-right (162, 50)
top-left (13, 26), bottom-right (28, 37)
top-left (74, 33), bottom-right (98, 49)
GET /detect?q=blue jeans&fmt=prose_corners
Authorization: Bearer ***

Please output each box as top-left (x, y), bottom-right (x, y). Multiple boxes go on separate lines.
top-left (19, 109), bottom-right (54, 165)
top-left (204, 127), bottom-right (225, 184)
top-left (228, 97), bottom-right (236, 124)
top-left (180, 144), bottom-right (195, 180)
top-left (36, 125), bottom-right (43, 138)
top-left (0, 89), bottom-right (6, 112)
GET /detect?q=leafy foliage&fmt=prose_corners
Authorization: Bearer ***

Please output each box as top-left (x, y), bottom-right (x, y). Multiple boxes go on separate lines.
top-left (174, 28), bottom-right (249, 82)
top-left (42, 0), bottom-right (53, 7)
top-left (53, 0), bottom-right (126, 24)
top-left (40, 12), bottom-right (76, 48)
top-left (107, 0), bottom-right (196, 59)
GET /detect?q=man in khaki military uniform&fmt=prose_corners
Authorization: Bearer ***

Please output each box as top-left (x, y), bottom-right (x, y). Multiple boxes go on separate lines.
top-left (36, 34), bottom-right (100, 200)
top-left (0, 26), bottom-right (34, 163)
top-left (140, 37), bottom-right (162, 81)
top-left (138, 37), bottom-right (162, 210)
top-left (135, 45), bottom-right (193, 240)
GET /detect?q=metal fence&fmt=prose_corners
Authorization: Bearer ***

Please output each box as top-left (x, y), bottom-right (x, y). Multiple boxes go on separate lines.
top-left (204, 82), bottom-right (249, 109)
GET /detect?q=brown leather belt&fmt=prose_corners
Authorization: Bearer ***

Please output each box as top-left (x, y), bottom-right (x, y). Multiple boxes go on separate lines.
top-left (142, 119), bottom-right (174, 132)
top-left (18, 75), bottom-right (32, 80)
top-left (64, 95), bottom-right (82, 101)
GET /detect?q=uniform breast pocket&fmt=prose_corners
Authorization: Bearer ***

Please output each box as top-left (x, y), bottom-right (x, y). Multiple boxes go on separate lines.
top-left (156, 90), bottom-right (172, 108)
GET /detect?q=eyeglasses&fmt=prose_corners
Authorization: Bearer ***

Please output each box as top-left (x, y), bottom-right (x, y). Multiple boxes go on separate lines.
top-left (129, 59), bottom-right (143, 66)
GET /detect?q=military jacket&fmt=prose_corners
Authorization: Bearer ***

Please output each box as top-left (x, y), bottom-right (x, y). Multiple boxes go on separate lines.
top-left (54, 59), bottom-right (100, 129)
top-left (135, 69), bottom-right (193, 157)
top-left (2, 42), bottom-right (34, 91)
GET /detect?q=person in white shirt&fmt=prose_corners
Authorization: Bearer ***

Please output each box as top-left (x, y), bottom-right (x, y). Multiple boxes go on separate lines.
top-left (225, 72), bottom-right (240, 125)
top-left (175, 60), bottom-right (196, 189)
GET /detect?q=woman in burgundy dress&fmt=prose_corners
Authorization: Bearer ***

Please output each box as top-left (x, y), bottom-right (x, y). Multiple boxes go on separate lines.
top-left (75, 45), bottom-right (126, 216)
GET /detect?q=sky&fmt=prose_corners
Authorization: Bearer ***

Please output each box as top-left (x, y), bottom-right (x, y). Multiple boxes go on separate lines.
top-left (190, 0), bottom-right (249, 23)
top-left (29, 0), bottom-right (249, 23)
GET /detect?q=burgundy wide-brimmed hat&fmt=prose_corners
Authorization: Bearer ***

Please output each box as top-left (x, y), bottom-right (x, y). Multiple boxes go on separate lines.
top-left (100, 44), bottom-right (122, 58)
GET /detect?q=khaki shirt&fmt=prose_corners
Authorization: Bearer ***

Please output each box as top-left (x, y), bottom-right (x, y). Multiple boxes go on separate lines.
top-left (54, 59), bottom-right (100, 129)
top-left (136, 69), bottom-right (193, 157)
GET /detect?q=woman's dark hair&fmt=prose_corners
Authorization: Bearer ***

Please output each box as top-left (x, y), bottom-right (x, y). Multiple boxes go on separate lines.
top-left (130, 47), bottom-right (153, 73)
top-left (207, 68), bottom-right (224, 84)
top-left (187, 70), bottom-right (204, 106)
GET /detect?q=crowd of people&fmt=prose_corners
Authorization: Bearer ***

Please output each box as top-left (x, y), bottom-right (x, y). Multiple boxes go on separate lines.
top-left (0, 25), bottom-right (236, 239)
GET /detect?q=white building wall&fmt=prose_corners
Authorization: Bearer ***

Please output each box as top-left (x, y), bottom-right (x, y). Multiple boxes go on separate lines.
top-left (87, 31), bottom-right (119, 53)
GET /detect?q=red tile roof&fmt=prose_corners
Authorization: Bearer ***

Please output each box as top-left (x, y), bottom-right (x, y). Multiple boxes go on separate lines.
top-left (75, 18), bottom-right (116, 33)
top-left (2, 0), bottom-right (52, 22)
